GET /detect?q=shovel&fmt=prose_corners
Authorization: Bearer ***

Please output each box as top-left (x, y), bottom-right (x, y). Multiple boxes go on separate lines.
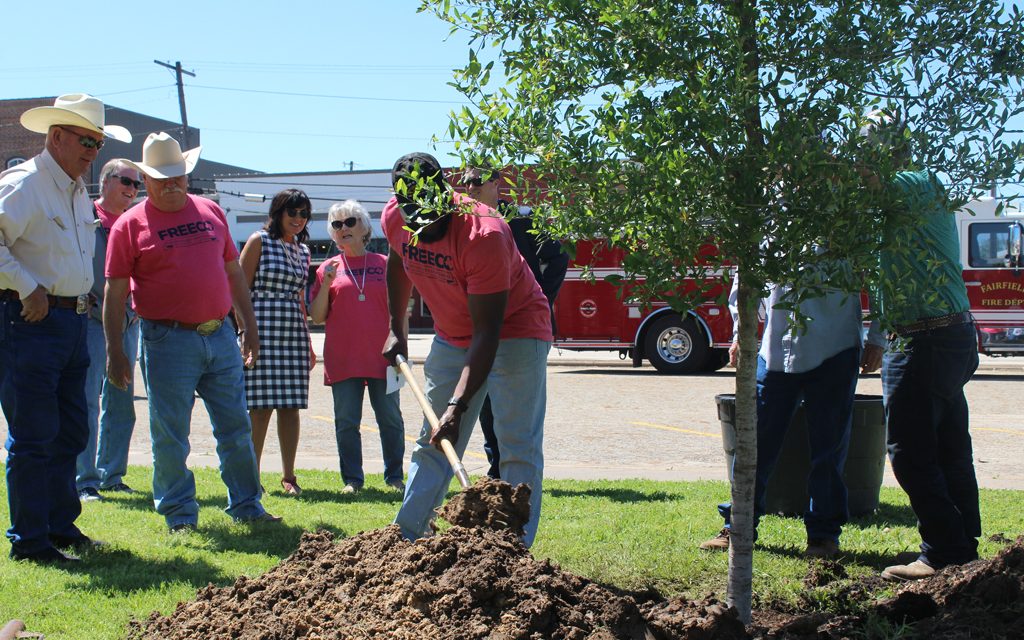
top-left (394, 354), bottom-right (471, 489)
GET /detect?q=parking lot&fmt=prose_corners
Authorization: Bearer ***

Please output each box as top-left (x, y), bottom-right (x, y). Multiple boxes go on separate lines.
top-left (29, 331), bottom-right (1020, 491)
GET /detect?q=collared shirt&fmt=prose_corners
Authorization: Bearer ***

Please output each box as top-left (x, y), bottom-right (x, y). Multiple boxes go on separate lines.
top-left (0, 149), bottom-right (96, 297)
top-left (730, 272), bottom-right (864, 374)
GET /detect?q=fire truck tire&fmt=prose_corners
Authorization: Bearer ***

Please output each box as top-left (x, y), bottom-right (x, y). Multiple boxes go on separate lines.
top-left (703, 348), bottom-right (730, 372)
top-left (644, 315), bottom-right (709, 375)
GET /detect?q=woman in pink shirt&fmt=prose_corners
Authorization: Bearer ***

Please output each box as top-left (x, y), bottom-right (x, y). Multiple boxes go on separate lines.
top-left (310, 200), bottom-right (405, 494)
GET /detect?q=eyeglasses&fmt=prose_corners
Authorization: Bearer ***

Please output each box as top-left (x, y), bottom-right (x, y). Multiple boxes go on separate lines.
top-left (331, 217), bottom-right (358, 229)
top-left (286, 209), bottom-right (311, 219)
top-left (115, 175), bottom-right (143, 190)
top-left (57, 126), bottom-right (104, 150)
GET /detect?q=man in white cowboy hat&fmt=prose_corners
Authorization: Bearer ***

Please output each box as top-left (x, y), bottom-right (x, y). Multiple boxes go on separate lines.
top-left (0, 93), bottom-right (131, 564)
top-left (104, 132), bottom-right (279, 532)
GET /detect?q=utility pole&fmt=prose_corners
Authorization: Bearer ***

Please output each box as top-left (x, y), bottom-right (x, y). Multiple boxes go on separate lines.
top-left (154, 60), bottom-right (196, 150)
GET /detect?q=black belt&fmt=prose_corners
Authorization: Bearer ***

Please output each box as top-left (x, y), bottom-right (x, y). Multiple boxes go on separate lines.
top-left (893, 311), bottom-right (973, 337)
top-left (146, 317), bottom-right (225, 336)
top-left (0, 289), bottom-right (90, 314)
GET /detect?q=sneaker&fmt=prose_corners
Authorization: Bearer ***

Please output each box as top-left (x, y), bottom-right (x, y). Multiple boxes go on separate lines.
top-left (11, 546), bottom-right (80, 565)
top-left (881, 559), bottom-right (937, 582)
top-left (102, 482), bottom-right (136, 494)
top-left (280, 476), bottom-right (302, 496)
top-left (50, 533), bottom-right (105, 553)
top-left (235, 512), bottom-right (283, 524)
top-left (804, 539), bottom-right (840, 559)
top-left (699, 527), bottom-right (730, 551)
top-left (341, 483), bottom-right (360, 495)
top-left (169, 523), bottom-right (197, 534)
top-left (78, 487), bottom-right (103, 502)
top-left (386, 479), bottom-right (406, 493)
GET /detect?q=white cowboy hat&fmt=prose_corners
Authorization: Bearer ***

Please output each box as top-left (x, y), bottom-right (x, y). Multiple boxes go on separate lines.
top-left (131, 132), bottom-right (202, 179)
top-left (20, 93), bottom-right (131, 143)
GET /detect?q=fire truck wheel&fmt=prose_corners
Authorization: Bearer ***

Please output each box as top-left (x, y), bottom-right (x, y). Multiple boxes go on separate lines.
top-left (644, 314), bottom-right (709, 375)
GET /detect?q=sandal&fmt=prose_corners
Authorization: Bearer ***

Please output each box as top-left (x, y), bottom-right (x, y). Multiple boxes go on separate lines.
top-left (280, 476), bottom-right (302, 496)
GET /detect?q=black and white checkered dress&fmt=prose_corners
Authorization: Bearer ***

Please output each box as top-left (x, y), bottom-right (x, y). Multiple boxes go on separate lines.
top-left (244, 229), bottom-right (311, 409)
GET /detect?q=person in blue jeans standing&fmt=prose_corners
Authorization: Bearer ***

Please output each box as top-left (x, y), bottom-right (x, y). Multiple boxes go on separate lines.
top-left (699, 265), bottom-right (864, 559)
top-left (860, 111), bottom-right (980, 582)
top-left (76, 158), bottom-right (143, 501)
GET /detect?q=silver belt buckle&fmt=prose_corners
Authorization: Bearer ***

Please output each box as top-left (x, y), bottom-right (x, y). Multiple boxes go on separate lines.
top-left (75, 294), bottom-right (90, 315)
top-left (196, 319), bottom-right (223, 336)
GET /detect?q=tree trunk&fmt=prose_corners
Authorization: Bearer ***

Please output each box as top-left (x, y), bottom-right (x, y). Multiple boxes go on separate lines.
top-left (727, 268), bottom-right (760, 624)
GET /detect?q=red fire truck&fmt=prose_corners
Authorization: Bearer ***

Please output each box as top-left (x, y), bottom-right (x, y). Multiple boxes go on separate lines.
top-left (552, 198), bottom-right (1024, 373)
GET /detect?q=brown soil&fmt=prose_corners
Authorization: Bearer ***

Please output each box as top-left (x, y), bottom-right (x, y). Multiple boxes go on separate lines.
top-left (125, 484), bottom-right (1024, 640)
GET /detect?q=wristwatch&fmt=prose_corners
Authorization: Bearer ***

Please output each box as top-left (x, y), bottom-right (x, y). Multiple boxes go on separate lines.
top-left (447, 396), bottom-right (469, 412)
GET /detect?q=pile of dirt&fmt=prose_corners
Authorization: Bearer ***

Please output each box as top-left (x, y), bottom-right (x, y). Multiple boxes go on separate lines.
top-left (126, 524), bottom-right (746, 639)
top-left (436, 476), bottom-right (532, 537)
top-left (753, 535), bottom-right (1024, 639)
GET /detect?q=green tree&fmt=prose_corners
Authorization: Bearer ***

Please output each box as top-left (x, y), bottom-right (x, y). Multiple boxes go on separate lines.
top-left (423, 0), bottom-right (1024, 623)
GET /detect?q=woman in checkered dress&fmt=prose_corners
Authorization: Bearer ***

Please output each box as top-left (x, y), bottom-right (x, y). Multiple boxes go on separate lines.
top-left (238, 189), bottom-right (314, 496)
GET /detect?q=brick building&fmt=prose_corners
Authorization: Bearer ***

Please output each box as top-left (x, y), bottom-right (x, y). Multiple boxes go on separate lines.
top-left (0, 97), bottom-right (257, 195)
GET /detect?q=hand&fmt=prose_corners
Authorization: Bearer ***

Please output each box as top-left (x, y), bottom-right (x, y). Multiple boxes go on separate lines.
top-left (240, 329), bottom-right (260, 369)
top-left (106, 351), bottom-right (132, 391)
top-left (382, 331), bottom-right (408, 366)
top-left (429, 404), bottom-right (463, 451)
top-left (860, 343), bottom-right (883, 374)
top-left (324, 263), bottom-right (337, 282)
top-left (20, 286), bottom-right (49, 322)
top-left (309, 345), bottom-right (317, 371)
top-left (728, 341), bottom-right (740, 367)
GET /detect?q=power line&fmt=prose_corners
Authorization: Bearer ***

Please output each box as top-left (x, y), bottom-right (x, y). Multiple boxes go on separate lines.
top-left (188, 84), bottom-right (467, 105)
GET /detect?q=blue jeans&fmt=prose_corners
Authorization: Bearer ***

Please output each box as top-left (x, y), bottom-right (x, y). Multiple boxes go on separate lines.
top-left (77, 317), bottom-right (139, 490)
top-left (720, 347), bottom-right (860, 543)
top-left (331, 377), bottom-right (405, 486)
top-left (882, 323), bottom-right (980, 567)
top-left (395, 337), bottom-right (549, 547)
top-left (140, 319), bottom-right (266, 528)
top-left (478, 395), bottom-right (501, 478)
top-left (1, 302), bottom-right (89, 556)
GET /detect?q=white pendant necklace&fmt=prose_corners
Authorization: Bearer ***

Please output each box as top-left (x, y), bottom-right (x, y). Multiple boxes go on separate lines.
top-left (340, 252), bottom-right (367, 301)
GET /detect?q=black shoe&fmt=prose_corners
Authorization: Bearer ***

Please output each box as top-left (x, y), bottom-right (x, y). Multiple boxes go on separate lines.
top-left (11, 546), bottom-right (81, 564)
top-left (78, 487), bottom-right (103, 502)
top-left (101, 482), bottom-right (136, 494)
top-left (49, 533), bottom-right (105, 553)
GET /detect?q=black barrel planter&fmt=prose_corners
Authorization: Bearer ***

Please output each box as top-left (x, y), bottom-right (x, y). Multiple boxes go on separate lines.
top-left (716, 394), bottom-right (886, 517)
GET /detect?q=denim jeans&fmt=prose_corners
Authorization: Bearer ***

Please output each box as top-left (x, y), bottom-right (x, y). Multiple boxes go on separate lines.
top-left (331, 377), bottom-right (405, 486)
top-left (477, 395), bottom-right (501, 478)
top-left (882, 322), bottom-right (980, 567)
top-left (1, 302), bottom-right (90, 556)
top-left (77, 317), bottom-right (139, 490)
top-left (394, 337), bottom-right (549, 548)
top-left (140, 319), bottom-right (265, 528)
top-left (719, 347), bottom-right (860, 543)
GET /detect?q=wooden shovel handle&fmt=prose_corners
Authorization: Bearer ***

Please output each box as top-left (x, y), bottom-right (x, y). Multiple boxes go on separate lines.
top-left (395, 355), bottom-right (471, 489)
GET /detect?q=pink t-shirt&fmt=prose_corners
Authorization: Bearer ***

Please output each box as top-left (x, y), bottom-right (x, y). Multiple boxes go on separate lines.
top-left (106, 195), bottom-right (239, 323)
top-left (311, 252), bottom-right (391, 385)
top-left (94, 201), bottom-right (117, 230)
top-left (381, 193), bottom-right (552, 348)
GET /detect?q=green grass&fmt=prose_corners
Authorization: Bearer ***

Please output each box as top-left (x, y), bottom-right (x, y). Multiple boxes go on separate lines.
top-left (0, 467), bottom-right (1021, 639)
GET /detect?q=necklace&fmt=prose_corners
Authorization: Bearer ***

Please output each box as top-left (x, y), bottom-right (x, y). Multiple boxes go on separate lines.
top-left (339, 252), bottom-right (367, 302)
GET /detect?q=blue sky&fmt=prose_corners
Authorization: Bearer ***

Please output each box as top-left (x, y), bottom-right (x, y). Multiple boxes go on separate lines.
top-left (1, 2), bottom-right (475, 174)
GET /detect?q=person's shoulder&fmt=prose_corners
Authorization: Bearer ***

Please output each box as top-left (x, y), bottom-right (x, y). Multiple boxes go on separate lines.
top-left (190, 194), bottom-right (226, 216)
top-left (0, 156), bottom-right (41, 191)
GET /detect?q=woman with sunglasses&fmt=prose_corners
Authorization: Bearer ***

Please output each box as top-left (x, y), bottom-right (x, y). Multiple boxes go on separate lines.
top-left (310, 200), bottom-right (405, 495)
top-left (238, 189), bottom-right (315, 496)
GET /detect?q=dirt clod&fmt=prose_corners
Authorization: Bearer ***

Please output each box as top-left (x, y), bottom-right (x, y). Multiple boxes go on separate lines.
top-left (436, 476), bottom-right (532, 537)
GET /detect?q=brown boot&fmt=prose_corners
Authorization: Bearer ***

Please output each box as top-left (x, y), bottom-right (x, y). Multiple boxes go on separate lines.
top-left (804, 538), bottom-right (840, 559)
top-left (699, 527), bottom-right (730, 551)
top-left (881, 560), bottom-right (936, 581)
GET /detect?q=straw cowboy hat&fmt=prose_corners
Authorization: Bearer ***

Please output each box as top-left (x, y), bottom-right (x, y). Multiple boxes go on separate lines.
top-left (131, 132), bottom-right (202, 179)
top-left (20, 93), bottom-right (131, 142)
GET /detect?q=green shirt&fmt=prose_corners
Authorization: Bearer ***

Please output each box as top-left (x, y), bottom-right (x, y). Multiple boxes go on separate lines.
top-left (877, 170), bottom-right (969, 326)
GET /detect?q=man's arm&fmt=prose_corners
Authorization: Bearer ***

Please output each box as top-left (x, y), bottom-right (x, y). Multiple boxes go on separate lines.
top-left (226, 259), bottom-right (259, 368)
top-left (104, 277), bottom-right (131, 390)
top-left (382, 250), bottom-right (414, 364)
top-left (429, 290), bottom-right (507, 450)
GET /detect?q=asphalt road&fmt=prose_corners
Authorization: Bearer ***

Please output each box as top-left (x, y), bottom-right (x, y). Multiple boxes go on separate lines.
top-left (3, 332), bottom-right (1022, 490)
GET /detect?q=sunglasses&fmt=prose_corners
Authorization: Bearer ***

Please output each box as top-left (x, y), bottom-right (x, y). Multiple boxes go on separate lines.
top-left (58, 126), bottom-right (104, 150)
top-left (331, 217), bottom-right (359, 230)
top-left (285, 208), bottom-right (311, 219)
top-left (114, 175), bottom-right (143, 190)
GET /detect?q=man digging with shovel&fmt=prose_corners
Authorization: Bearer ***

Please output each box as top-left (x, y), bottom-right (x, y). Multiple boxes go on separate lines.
top-left (381, 152), bottom-right (552, 547)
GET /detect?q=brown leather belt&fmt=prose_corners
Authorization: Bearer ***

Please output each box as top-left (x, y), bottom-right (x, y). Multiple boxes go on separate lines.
top-left (147, 317), bottom-right (225, 336)
top-left (0, 289), bottom-right (90, 314)
top-left (894, 311), bottom-right (973, 337)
